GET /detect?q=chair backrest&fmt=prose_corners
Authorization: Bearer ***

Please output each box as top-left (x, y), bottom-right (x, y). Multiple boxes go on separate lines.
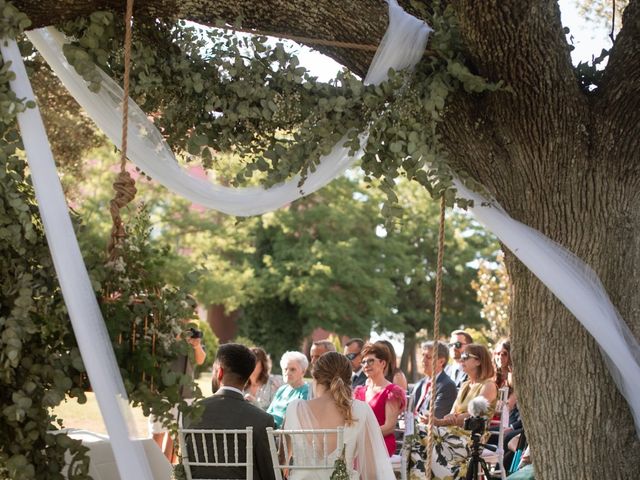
top-left (266, 427), bottom-right (344, 480)
top-left (178, 427), bottom-right (253, 480)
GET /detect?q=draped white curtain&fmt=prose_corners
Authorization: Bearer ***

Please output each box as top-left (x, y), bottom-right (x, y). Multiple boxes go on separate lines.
top-left (0, 40), bottom-right (153, 480)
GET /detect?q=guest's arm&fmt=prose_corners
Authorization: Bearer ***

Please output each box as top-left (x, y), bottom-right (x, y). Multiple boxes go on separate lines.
top-left (381, 398), bottom-right (402, 436)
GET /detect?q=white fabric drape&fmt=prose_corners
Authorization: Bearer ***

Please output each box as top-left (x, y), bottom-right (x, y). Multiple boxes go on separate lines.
top-left (0, 39), bottom-right (153, 480)
top-left (456, 180), bottom-right (640, 436)
top-left (26, 0), bottom-right (431, 217)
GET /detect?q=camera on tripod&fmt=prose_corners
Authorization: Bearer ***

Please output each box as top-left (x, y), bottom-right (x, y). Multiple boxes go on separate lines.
top-left (463, 415), bottom-right (487, 435)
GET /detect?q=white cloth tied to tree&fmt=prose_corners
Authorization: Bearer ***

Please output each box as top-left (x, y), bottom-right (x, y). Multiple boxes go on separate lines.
top-left (455, 180), bottom-right (640, 436)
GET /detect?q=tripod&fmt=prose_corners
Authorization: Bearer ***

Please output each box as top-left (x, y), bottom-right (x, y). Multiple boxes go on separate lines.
top-left (465, 432), bottom-right (494, 480)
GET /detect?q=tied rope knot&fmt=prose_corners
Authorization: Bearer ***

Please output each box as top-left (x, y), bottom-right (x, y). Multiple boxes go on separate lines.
top-left (107, 170), bottom-right (137, 257)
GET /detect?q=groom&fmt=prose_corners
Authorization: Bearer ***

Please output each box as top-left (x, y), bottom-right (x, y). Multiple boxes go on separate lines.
top-left (184, 343), bottom-right (276, 480)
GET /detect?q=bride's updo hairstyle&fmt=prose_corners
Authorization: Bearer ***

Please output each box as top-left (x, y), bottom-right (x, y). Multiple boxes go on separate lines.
top-left (312, 351), bottom-right (355, 426)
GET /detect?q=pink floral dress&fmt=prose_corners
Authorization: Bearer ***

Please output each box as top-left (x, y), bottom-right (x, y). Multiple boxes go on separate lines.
top-left (354, 383), bottom-right (406, 455)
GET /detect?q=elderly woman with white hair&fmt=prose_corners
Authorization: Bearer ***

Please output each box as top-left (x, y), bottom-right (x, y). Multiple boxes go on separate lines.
top-left (266, 351), bottom-right (310, 428)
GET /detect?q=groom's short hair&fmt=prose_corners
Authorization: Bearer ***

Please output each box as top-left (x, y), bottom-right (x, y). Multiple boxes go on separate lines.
top-left (216, 343), bottom-right (256, 385)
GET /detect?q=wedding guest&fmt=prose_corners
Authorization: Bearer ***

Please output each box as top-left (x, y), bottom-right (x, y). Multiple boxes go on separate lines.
top-left (494, 338), bottom-right (512, 389)
top-left (309, 339), bottom-right (336, 368)
top-left (376, 339), bottom-right (408, 391)
top-left (410, 343), bottom-right (498, 479)
top-left (267, 351), bottom-right (310, 428)
top-left (244, 347), bottom-right (283, 410)
top-left (343, 338), bottom-right (366, 388)
top-left (412, 340), bottom-right (457, 419)
top-left (444, 330), bottom-right (473, 388)
top-left (353, 343), bottom-right (406, 456)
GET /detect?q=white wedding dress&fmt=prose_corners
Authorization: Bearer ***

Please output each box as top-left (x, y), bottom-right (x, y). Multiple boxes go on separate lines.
top-left (283, 399), bottom-right (395, 479)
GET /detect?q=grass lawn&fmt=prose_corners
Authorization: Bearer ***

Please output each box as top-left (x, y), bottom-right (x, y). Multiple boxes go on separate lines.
top-left (50, 372), bottom-right (213, 437)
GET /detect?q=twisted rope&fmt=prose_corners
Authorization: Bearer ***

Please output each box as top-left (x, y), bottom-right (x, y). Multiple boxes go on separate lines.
top-left (107, 0), bottom-right (136, 260)
top-left (424, 194), bottom-right (446, 480)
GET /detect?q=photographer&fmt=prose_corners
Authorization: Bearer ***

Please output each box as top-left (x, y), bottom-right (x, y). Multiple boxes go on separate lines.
top-left (150, 324), bottom-right (206, 462)
top-left (409, 344), bottom-right (497, 480)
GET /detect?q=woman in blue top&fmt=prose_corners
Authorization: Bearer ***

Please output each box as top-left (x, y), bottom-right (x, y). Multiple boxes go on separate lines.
top-left (267, 351), bottom-right (310, 428)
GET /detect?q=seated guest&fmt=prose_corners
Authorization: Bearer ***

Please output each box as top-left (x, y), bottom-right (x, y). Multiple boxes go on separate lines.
top-left (267, 351), bottom-right (310, 428)
top-left (409, 343), bottom-right (498, 480)
top-left (185, 343), bottom-right (275, 480)
top-left (309, 339), bottom-right (336, 370)
top-left (412, 340), bottom-right (457, 419)
top-left (444, 330), bottom-right (474, 388)
top-left (244, 347), bottom-right (283, 411)
top-left (376, 339), bottom-right (409, 391)
top-left (493, 338), bottom-right (512, 389)
top-left (343, 337), bottom-right (366, 388)
top-left (353, 343), bottom-right (406, 456)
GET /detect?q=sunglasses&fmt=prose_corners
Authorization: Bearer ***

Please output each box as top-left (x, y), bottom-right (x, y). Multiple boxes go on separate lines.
top-left (460, 353), bottom-right (479, 361)
top-left (449, 341), bottom-right (467, 349)
top-left (361, 358), bottom-right (378, 367)
top-left (345, 352), bottom-right (361, 361)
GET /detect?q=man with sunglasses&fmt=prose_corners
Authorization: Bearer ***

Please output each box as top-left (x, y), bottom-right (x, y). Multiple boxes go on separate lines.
top-left (444, 329), bottom-right (473, 388)
top-left (343, 338), bottom-right (366, 388)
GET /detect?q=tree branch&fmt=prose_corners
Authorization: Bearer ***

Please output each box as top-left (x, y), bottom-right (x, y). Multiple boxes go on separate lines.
top-left (15, 0), bottom-right (390, 77)
top-left (594, 0), bottom-right (640, 182)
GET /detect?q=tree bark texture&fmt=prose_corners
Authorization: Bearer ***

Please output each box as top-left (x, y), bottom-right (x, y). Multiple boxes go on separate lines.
top-left (12, 0), bottom-right (640, 477)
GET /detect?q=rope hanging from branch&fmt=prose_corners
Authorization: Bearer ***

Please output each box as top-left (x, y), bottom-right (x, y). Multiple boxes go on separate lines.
top-left (107, 0), bottom-right (137, 259)
top-left (424, 194), bottom-right (446, 480)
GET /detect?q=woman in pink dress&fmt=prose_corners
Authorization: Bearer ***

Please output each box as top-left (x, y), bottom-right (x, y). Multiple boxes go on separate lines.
top-left (353, 342), bottom-right (406, 455)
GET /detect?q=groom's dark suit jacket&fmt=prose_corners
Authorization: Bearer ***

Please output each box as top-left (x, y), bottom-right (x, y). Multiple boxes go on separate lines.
top-left (185, 388), bottom-right (276, 480)
top-left (410, 370), bottom-right (457, 419)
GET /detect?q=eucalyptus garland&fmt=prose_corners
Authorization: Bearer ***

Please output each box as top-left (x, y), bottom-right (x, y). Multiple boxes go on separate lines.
top-left (57, 0), bottom-right (500, 220)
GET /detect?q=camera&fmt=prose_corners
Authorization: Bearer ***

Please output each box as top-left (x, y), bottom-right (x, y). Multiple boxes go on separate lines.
top-left (463, 415), bottom-right (486, 435)
top-left (187, 327), bottom-right (203, 339)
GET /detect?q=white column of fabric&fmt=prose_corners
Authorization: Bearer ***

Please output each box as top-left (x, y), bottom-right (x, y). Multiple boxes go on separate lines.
top-left (0, 38), bottom-right (153, 480)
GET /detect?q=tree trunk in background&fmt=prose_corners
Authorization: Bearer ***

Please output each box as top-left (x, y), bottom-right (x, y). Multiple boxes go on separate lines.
top-left (13, 0), bottom-right (640, 477)
top-left (401, 331), bottom-right (418, 383)
top-left (207, 304), bottom-right (239, 343)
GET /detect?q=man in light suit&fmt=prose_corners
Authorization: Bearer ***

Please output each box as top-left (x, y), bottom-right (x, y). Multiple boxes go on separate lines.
top-left (412, 340), bottom-right (457, 420)
top-left (185, 343), bottom-right (276, 480)
top-left (343, 338), bottom-right (367, 388)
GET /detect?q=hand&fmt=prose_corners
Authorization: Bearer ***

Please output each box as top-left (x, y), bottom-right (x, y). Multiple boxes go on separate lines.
top-left (244, 393), bottom-right (256, 402)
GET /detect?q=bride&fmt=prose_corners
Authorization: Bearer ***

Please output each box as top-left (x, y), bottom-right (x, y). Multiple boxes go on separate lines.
top-left (283, 351), bottom-right (395, 479)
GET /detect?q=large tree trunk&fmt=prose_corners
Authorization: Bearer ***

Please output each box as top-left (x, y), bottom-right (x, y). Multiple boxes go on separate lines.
top-left (13, 0), bottom-right (640, 477)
